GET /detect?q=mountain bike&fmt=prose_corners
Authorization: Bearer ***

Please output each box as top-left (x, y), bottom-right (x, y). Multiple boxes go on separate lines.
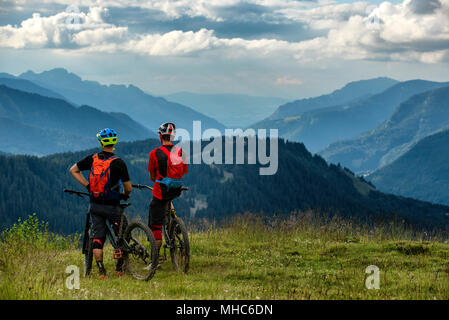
top-left (132, 184), bottom-right (190, 273)
top-left (63, 189), bottom-right (158, 281)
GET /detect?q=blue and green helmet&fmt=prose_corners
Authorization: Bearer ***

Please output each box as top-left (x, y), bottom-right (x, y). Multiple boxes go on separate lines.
top-left (96, 128), bottom-right (118, 148)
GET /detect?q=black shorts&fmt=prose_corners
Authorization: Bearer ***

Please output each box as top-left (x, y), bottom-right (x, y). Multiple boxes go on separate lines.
top-left (148, 197), bottom-right (170, 227)
top-left (88, 203), bottom-right (128, 239)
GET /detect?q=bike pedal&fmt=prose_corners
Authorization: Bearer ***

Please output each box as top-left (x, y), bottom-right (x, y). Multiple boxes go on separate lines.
top-left (113, 248), bottom-right (123, 259)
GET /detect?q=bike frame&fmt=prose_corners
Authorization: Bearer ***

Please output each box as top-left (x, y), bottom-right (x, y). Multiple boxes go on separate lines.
top-left (131, 184), bottom-right (187, 255)
top-left (162, 201), bottom-right (176, 256)
top-left (104, 210), bottom-right (121, 250)
top-left (64, 189), bottom-right (130, 256)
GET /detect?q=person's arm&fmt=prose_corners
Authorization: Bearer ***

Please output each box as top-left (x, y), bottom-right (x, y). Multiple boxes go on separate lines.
top-left (148, 150), bottom-right (157, 182)
top-left (120, 161), bottom-right (132, 196)
top-left (69, 163), bottom-right (89, 189)
top-left (122, 181), bottom-right (132, 196)
top-left (182, 149), bottom-right (188, 175)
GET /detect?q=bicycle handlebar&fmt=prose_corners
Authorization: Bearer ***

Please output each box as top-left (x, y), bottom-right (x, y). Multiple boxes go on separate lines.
top-left (64, 189), bottom-right (90, 197)
top-left (132, 184), bottom-right (153, 190)
top-left (132, 184), bottom-right (189, 191)
top-left (64, 184), bottom-right (189, 198)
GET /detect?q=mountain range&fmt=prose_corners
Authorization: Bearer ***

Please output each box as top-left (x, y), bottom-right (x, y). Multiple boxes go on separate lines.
top-left (254, 80), bottom-right (449, 152)
top-left (0, 85), bottom-right (155, 155)
top-left (321, 85), bottom-right (449, 174)
top-left (16, 68), bottom-right (225, 133)
top-left (368, 128), bottom-right (449, 206)
top-left (268, 77), bottom-right (399, 120)
top-left (164, 92), bottom-right (286, 128)
top-left (1, 137), bottom-right (448, 234)
top-left (0, 77), bottom-right (67, 100)
top-left (2, 67), bottom-right (449, 230)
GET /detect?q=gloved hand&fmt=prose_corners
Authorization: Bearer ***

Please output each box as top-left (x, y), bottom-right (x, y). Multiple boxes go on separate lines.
top-left (119, 193), bottom-right (129, 200)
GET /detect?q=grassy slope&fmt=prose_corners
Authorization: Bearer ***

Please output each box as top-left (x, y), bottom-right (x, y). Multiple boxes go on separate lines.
top-left (1, 214), bottom-right (448, 300)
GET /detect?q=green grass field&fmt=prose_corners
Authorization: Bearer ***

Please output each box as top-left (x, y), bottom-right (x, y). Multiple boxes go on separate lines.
top-left (1, 213), bottom-right (448, 300)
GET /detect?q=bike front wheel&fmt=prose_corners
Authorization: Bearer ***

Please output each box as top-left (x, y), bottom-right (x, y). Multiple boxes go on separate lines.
top-left (168, 217), bottom-right (190, 273)
top-left (123, 220), bottom-right (158, 281)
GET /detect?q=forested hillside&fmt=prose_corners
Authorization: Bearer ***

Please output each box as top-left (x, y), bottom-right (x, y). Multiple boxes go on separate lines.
top-left (321, 86), bottom-right (449, 174)
top-left (254, 80), bottom-right (449, 152)
top-left (368, 128), bottom-right (449, 206)
top-left (1, 138), bottom-right (448, 235)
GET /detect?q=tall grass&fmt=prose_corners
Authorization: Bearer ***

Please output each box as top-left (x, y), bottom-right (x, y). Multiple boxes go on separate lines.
top-left (0, 212), bottom-right (448, 300)
top-left (0, 214), bottom-right (80, 299)
top-left (189, 211), bottom-right (448, 243)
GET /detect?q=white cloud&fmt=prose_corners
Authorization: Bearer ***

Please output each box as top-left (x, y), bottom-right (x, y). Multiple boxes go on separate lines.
top-left (127, 29), bottom-right (217, 56)
top-left (5, 0), bottom-right (319, 21)
top-left (0, 6), bottom-right (120, 49)
top-left (1, 1), bottom-right (449, 64)
top-left (277, 1), bottom-right (370, 30)
top-left (288, 0), bottom-right (449, 63)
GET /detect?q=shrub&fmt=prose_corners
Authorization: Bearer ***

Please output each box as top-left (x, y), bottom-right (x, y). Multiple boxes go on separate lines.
top-left (0, 213), bottom-right (80, 251)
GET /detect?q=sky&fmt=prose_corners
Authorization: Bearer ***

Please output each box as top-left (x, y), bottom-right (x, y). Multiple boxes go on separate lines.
top-left (0, 0), bottom-right (448, 100)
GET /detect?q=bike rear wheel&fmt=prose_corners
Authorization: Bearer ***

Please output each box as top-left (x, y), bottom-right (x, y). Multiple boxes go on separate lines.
top-left (83, 229), bottom-right (93, 277)
top-left (123, 220), bottom-right (158, 281)
top-left (168, 217), bottom-right (190, 273)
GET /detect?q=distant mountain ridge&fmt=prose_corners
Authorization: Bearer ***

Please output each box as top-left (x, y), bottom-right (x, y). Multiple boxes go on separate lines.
top-left (321, 85), bottom-right (449, 174)
top-left (18, 68), bottom-right (226, 133)
top-left (368, 128), bottom-right (449, 206)
top-left (268, 77), bottom-right (399, 120)
top-left (0, 77), bottom-right (67, 101)
top-left (0, 85), bottom-right (155, 155)
top-left (164, 92), bottom-right (287, 128)
top-left (254, 79), bottom-right (449, 152)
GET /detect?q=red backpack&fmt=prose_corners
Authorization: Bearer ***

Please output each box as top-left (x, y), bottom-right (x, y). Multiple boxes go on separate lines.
top-left (89, 153), bottom-right (120, 200)
top-left (156, 146), bottom-right (185, 190)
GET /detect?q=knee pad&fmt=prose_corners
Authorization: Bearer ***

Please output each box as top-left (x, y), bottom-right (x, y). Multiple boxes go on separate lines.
top-left (151, 225), bottom-right (162, 241)
top-left (92, 237), bottom-right (105, 249)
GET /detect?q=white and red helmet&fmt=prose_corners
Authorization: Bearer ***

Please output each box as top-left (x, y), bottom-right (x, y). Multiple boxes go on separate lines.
top-left (158, 122), bottom-right (176, 140)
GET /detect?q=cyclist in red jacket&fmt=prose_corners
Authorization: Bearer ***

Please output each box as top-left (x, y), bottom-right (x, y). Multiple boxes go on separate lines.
top-left (148, 122), bottom-right (188, 257)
